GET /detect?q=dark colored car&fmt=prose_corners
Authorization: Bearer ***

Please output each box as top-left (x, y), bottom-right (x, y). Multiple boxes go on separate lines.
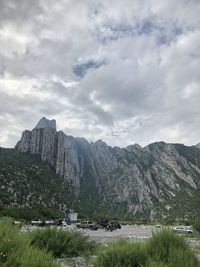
top-left (76, 221), bottom-right (98, 230)
top-left (105, 221), bottom-right (121, 231)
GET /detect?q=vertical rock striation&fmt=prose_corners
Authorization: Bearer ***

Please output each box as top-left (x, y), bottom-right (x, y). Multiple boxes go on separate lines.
top-left (16, 118), bottom-right (200, 219)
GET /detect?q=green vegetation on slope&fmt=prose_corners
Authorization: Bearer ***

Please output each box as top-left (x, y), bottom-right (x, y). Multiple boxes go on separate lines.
top-left (0, 148), bottom-right (75, 220)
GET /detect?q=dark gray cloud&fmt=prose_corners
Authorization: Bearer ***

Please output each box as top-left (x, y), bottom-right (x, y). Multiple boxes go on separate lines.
top-left (0, 0), bottom-right (200, 148)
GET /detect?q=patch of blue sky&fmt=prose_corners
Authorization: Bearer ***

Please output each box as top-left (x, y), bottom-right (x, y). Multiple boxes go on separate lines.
top-left (73, 20), bottom-right (184, 78)
top-left (96, 19), bottom-right (183, 46)
top-left (73, 60), bottom-right (105, 78)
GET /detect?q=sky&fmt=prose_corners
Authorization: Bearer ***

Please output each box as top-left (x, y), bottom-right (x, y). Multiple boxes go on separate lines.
top-left (0, 0), bottom-right (200, 148)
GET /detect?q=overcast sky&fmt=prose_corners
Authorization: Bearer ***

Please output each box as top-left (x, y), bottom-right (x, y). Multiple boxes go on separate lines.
top-left (0, 0), bottom-right (200, 148)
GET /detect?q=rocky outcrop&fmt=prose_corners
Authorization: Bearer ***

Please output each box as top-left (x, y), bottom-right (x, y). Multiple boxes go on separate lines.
top-left (15, 118), bottom-right (200, 219)
top-left (196, 143), bottom-right (200, 149)
top-left (35, 117), bottom-right (56, 129)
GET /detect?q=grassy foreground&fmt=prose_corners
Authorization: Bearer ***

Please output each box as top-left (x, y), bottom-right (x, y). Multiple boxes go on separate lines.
top-left (93, 229), bottom-right (200, 267)
top-left (0, 217), bottom-right (199, 267)
top-left (0, 218), bottom-right (59, 267)
top-left (0, 217), bottom-right (97, 266)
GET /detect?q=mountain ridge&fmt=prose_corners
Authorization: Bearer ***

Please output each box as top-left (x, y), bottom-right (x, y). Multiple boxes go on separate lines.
top-left (15, 117), bottom-right (200, 220)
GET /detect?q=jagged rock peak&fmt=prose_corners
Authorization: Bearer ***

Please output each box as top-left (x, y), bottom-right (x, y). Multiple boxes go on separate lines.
top-left (196, 143), bottom-right (200, 149)
top-left (34, 117), bottom-right (56, 130)
top-left (95, 139), bottom-right (107, 146)
top-left (126, 143), bottom-right (142, 151)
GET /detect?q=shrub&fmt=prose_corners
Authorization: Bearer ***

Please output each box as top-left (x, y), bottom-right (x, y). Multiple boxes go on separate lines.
top-left (193, 219), bottom-right (200, 233)
top-left (30, 227), bottom-right (97, 258)
top-left (5, 245), bottom-right (59, 267)
top-left (146, 229), bottom-right (199, 267)
top-left (166, 247), bottom-right (199, 267)
top-left (0, 217), bottom-right (59, 267)
top-left (93, 240), bottom-right (148, 267)
top-left (94, 229), bottom-right (199, 267)
top-left (147, 261), bottom-right (168, 267)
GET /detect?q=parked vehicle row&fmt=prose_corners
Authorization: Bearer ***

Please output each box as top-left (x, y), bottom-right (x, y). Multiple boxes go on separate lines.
top-left (76, 220), bottom-right (121, 231)
top-left (31, 219), bottom-right (70, 227)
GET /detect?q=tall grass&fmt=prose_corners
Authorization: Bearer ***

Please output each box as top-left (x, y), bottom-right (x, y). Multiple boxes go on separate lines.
top-left (194, 219), bottom-right (200, 233)
top-left (94, 229), bottom-right (200, 267)
top-left (94, 240), bottom-right (148, 267)
top-left (147, 261), bottom-right (168, 267)
top-left (146, 229), bottom-right (199, 267)
top-left (0, 217), bottom-right (59, 267)
top-left (29, 227), bottom-right (97, 258)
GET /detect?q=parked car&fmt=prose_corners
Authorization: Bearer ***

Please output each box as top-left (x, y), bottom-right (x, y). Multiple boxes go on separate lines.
top-left (105, 221), bottom-right (121, 231)
top-left (62, 220), bottom-right (67, 227)
top-left (31, 220), bottom-right (46, 227)
top-left (76, 221), bottom-right (98, 230)
top-left (172, 226), bottom-right (193, 234)
top-left (54, 219), bottom-right (68, 227)
top-left (45, 220), bottom-right (55, 226)
top-left (155, 224), bottom-right (162, 229)
top-left (96, 220), bottom-right (109, 229)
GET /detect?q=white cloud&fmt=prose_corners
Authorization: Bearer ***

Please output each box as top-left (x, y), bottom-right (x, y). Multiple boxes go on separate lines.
top-left (0, 0), bottom-right (200, 148)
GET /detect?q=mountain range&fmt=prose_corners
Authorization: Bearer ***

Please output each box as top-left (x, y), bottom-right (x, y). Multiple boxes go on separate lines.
top-left (13, 117), bottom-right (200, 220)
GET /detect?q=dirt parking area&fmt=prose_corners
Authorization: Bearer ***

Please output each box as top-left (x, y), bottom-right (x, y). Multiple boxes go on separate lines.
top-left (76, 224), bottom-right (156, 243)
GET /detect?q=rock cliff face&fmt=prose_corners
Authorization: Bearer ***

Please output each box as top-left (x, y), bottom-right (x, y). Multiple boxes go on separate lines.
top-left (16, 118), bottom-right (200, 219)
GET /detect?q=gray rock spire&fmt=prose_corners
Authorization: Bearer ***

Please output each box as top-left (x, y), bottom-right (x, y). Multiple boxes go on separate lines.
top-left (35, 117), bottom-right (56, 130)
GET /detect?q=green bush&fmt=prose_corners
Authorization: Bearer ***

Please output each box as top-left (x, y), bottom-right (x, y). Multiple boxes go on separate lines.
top-left (30, 227), bottom-right (97, 258)
top-left (147, 261), bottom-right (168, 267)
top-left (94, 229), bottom-right (199, 267)
top-left (193, 219), bottom-right (200, 233)
top-left (93, 240), bottom-right (148, 267)
top-left (0, 217), bottom-right (59, 267)
top-left (146, 229), bottom-right (199, 267)
top-left (166, 247), bottom-right (199, 267)
top-left (5, 245), bottom-right (59, 267)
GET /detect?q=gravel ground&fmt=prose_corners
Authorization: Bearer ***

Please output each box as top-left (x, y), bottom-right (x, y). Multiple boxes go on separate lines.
top-left (22, 224), bottom-right (158, 243)
top-left (76, 224), bottom-right (155, 243)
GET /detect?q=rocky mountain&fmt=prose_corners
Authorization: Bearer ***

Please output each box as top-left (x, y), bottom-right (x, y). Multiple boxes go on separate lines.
top-left (15, 117), bottom-right (200, 220)
top-left (0, 147), bottom-right (74, 220)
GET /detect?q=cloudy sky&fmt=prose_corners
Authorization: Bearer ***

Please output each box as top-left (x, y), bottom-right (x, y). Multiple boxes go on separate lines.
top-left (0, 0), bottom-right (200, 148)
